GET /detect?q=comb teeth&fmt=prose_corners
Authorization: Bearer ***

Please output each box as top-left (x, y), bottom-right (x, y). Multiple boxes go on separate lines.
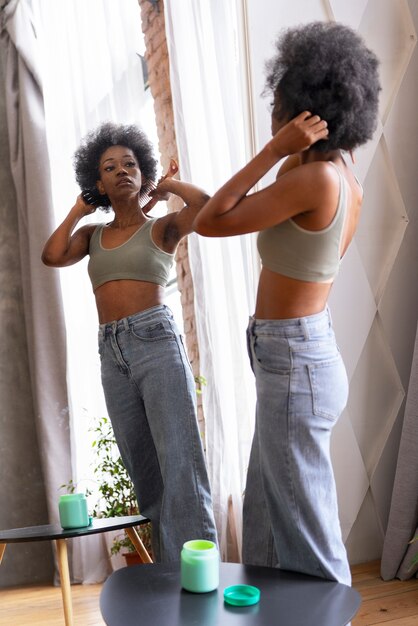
top-left (139, 180), bottom-right (157, 209)
top-left (140, 159), bottom-right (179, 213)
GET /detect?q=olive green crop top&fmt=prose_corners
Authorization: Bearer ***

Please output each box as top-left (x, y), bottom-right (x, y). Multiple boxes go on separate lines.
top-left (88, 219), bottom-right (174, 291)
top-left (257, 162), bottom-right (349, 283)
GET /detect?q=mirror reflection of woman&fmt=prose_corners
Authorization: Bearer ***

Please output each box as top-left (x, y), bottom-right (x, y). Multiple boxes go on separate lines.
top-left (42, 122), bottom-right (218, 562)
top-left (193, 22), bottom-right (380, 585)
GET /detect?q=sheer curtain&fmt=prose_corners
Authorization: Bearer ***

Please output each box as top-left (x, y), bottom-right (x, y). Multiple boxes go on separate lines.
top-left (165, 0), bottom-right (258, 561)
top-left (30, 0), bottom-right (158, 582)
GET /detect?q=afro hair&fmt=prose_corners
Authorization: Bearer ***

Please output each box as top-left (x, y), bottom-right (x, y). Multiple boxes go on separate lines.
top-left (265, 21), bottom-right (381, 152)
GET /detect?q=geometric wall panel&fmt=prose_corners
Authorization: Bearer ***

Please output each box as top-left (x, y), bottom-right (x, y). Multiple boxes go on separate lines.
top-left (329, 243), bottom-right (377, 379)
top-left (356, 141), bottom-right (409, 302)
top-left (345, 489), bottom-right (385, 564)
top-left (328, 0), bottom-right (369, 30)
top-left (348, 318), bottom-right (405, 477)
top-left (359, 0), bottom-right (416, 123)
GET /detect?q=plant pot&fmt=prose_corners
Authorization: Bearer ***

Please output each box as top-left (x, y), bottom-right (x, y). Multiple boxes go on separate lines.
top-left (123, 551), bottom-right (147, 566)
top-left (122, 552), bottom-right (143, 567)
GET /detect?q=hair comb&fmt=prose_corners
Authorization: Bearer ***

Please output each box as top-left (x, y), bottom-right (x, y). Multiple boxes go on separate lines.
top-left (140, 158), bottom-right (179, 213)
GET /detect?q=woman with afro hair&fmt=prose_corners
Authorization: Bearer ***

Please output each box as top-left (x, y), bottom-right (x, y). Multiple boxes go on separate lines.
top-left (42, 122), bottom-right (218, 562)
top-left (193, 21), bottom-right (380, 584)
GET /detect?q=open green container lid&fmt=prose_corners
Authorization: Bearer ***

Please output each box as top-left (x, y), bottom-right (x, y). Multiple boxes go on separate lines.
top-left (223, 584), bottom-right (260, 606)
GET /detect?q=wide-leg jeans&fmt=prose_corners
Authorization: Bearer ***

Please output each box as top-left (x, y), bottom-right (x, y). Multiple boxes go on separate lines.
top-left (98, 304), bottom-right (217, 562)
top-left (242, 307), bottom-right (351, 585)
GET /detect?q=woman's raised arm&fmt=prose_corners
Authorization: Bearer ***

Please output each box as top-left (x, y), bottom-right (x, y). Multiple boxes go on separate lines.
top-left (41, 195), bottom-right (97, 267)
top-left (193, 112), bottom-right (328, 237)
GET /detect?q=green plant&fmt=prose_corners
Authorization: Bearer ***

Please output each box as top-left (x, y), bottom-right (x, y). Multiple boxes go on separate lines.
top-left (89, 416), bottom-right (152, 556)
top-left (194, 374), bottom-right (207, 395)
top-left (59, 478), bottom-right (93, 499)
top-left (90, 416), bottom-right (138, 518)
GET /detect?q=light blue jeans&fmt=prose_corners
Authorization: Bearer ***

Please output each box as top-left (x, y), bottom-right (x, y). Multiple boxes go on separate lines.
top-left (98, 304), bottom-right (217, 562)
top-left (243, 307), bottom-right (351, 585)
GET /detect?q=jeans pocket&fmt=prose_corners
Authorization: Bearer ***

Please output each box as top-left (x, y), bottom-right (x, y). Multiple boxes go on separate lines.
top-left (130, 319), bottom-right (175, 342)
top-left (308, 357), bottom-right (348, 421)
top-left (179, 334), bottom-right (193, 370)
top-left (252, 333), bottom-right (291, 374)
top-left (246, 327), bottom-right (255, 373)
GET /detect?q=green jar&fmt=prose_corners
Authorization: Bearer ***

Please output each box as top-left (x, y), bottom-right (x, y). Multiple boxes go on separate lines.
top-left (181, 539), bottom-right (219, 593)
top-left (58, 493), bottom-right (89, 529)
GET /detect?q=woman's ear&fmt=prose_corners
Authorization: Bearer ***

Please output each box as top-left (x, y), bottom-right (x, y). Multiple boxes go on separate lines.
top-left (96, 180), bottom-right (105, 194)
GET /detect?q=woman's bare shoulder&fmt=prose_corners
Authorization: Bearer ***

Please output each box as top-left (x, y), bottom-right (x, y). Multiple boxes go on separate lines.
top-left (73, 222), bottom-right (102, 242)
top-left (278, 159), bottom-right (340, 192)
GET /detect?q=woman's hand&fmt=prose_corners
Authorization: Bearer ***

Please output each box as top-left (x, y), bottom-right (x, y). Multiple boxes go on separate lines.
top-left (76, 193), bottom-right (99, 217)
top-left (41, 197), bottom-right (96, 267)
top-left (268, 111), bottom-right (328, 158)
top-left (151, 179), bottom-right (211, 250)
top-left (193, 112), bottom-right (329, 237)
top-left (142, 159), bottom-right (179, 213)
top-left (149, 178), bottom-right (172, 202)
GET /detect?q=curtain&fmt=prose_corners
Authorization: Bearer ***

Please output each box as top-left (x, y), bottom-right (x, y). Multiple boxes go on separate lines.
top-left (165, 0), bottom-right (258, 561)
top-left (0, 0), bottom-right (72, 565)
top-left (381, 320), bottom-right (418, 580)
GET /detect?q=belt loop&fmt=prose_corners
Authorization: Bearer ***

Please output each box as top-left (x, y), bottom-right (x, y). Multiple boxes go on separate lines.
top-left (249, 315), bottom-right (255, 335)
top-left (122, 317), bottom-right (129, 331)
top-left (326, 305), bottom-right (332, 327)
top-left (300, 317), bottom-right (310, 340)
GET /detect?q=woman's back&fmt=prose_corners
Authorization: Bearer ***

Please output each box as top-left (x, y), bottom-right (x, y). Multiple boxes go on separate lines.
top-left (255, 155), bottom-right (363, 319)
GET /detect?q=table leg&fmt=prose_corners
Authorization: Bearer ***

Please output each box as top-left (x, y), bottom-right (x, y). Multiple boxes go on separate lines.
top-left (0, 543), bottom-right (6, 565)
top-left (125, 527), bottom-right (153, 563)
top-left (55, 539), bottom-right (74, 626)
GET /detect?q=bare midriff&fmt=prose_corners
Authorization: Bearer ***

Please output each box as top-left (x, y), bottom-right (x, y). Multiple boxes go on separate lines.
top-left (94, 280), bottom-right (166, 324)
top-left (254, 267), bottom-right (332, 320)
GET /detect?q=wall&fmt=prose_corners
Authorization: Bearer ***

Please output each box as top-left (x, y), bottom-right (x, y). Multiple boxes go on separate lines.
top-left (0, 51), bottom-right (54, 586)
top-left (245, 0), bottom-right (418, 564)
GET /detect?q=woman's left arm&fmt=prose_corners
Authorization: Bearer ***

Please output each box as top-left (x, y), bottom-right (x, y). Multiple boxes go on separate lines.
top-left (152, 178), bottom-right (211, 245)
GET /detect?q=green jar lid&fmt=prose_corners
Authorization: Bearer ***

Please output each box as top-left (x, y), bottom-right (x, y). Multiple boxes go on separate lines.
top-left (223, 584), bottom-right (260, 606)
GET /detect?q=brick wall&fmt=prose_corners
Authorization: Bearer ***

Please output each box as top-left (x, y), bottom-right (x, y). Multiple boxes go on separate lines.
top-left (137, 0), bottom-right (205, 429)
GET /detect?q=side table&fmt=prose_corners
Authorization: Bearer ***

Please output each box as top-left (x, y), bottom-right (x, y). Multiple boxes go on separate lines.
top-left (0, 514), bottom-right (151, 626)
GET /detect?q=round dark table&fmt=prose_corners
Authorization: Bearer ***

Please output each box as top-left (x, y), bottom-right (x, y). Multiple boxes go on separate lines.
top-left (100, 561), bottom-right (361, 625)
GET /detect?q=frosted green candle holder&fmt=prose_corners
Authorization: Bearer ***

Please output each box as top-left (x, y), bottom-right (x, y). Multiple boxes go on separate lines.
top-left (58, 493), bottom-right (90, 529)
top-left (181, 539), bottom-right (219, 593)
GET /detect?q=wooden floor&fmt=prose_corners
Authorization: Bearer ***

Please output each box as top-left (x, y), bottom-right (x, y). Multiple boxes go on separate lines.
top-left (0, 560), bottom-right (417, 625)
top-left (0, 583), bottom-right (104, 626)
top-left (351, 561), bottom-right (418, 625)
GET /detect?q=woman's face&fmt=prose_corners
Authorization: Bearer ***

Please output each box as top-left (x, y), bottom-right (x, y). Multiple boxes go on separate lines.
top-left (96, 145), bottom-right (142, 199)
